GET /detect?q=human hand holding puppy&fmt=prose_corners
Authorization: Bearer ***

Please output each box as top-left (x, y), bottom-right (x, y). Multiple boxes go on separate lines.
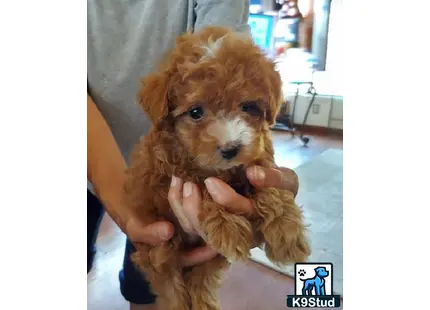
top-left (168, 165), bottom-right (299, 267)
top-left (125, 165), bottom-right (298, 267)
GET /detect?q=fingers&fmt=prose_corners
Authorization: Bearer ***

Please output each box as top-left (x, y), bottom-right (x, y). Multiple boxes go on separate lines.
top-left (182, 182), bottom-right (205, 238)
top-left (168, 176), bottom-right (194, 233)
top-left (246, 165), bottom-right (299, 196)
top-left (126, 219), bottom-right (174, 246)
top-left (180, 245), bottom-right (219, 267)
top-left (204, 177), bottom-right (255, 217)
top-left (172, 181), bottom-right (219, 267)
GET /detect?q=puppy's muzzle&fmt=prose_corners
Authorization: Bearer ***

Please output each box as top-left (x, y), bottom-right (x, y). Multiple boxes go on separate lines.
top-left (218, 143), bottom-right (242, 160)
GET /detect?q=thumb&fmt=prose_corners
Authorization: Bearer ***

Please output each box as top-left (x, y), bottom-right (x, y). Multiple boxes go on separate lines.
top-left (246, 165), bottom-right (299, 197)
top-left (125, 218), bottom-right (175, 246)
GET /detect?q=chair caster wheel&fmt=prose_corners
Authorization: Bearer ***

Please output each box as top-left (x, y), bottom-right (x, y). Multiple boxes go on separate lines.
top-left (301, 136), bottom-right (310, 145)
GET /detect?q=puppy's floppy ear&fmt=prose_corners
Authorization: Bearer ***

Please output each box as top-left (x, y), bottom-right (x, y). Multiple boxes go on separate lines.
top-left (137, 72), bottom-right (170, 125)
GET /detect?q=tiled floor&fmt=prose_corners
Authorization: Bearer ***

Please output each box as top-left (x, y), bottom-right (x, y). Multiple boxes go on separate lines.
top-left (87, 130), bottom-right (343, 310)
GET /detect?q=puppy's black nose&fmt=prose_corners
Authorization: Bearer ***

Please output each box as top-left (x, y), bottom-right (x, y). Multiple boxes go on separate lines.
top-left (220, 146), bottom-right (240, 160)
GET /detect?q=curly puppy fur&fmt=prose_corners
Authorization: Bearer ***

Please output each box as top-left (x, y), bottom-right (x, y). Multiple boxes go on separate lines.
top-left (123, 26), bottom-right (311, 310)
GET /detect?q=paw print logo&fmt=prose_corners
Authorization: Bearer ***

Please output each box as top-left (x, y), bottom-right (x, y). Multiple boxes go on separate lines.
top-left (298, 269), bottom-right (306, 277)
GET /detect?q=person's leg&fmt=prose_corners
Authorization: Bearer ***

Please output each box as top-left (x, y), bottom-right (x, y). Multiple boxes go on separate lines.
top-left (119, 239), bottom-right (158, 309)
top-left (88, 188), bottom-right (156, 308)
top-left (87, 189), bottom-right (105, 273)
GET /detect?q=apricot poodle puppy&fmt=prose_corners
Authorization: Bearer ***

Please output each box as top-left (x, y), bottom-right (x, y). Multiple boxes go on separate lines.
top-left (123, 26), bottom-right (311, 310)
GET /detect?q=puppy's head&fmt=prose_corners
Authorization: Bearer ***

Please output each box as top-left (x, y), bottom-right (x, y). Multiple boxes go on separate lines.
top-left (138, 26), bottom-right (283, 170)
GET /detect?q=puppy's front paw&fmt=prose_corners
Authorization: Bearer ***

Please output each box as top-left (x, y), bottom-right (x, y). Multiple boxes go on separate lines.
top-left (263, 212), bottom-right (310, 265)
top-left (254, 188), bottom-right (311, 265)
top-left (200, 202), bottom-right (253, 261)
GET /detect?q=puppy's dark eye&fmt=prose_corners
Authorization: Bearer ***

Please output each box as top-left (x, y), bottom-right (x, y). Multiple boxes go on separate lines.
top-left (188, 106), bottom-right (204, 120)
top-left (241, 101), bottom-right (262, 117)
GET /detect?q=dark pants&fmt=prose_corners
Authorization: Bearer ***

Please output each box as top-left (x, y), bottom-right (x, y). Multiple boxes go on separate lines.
top-left (87, 189), bottom-right (156, 304)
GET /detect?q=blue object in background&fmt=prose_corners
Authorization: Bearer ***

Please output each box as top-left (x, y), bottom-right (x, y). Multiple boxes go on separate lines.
top-left (248, 13), bottom-right (275, 52)
top-left (249, 0), bottom-right (261, 4)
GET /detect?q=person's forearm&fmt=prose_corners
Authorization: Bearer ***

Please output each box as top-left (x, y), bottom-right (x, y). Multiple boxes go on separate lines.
top-left (87, 94), bottom-right (129, 229)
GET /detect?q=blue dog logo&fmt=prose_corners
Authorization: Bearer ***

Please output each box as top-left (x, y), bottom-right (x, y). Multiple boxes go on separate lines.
top-left (300, 266), bottom-right (329, 296)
